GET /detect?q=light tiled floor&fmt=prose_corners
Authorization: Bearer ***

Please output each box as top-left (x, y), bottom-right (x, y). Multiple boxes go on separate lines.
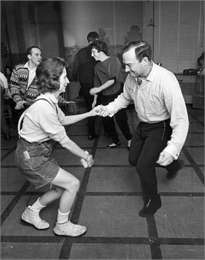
top-left (1, 104), bottom-right (204, 260)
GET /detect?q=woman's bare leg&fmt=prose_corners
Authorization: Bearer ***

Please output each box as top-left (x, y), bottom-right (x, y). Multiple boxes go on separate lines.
top-left (50, 168), bottom-right (80, 213)
top-left (38, 186), bottom-right (64, 206)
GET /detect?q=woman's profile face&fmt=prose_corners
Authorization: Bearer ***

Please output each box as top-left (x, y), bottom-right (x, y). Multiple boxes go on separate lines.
top-left (59, 67), bottom-right (69, 93)
top-left (91, 48), bottom-right (100, 61)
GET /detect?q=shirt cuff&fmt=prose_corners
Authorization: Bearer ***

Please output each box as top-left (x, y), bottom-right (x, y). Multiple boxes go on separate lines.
top-left (163, 145), bottom-right (180, 160)
top-left (107, 105), bottom-right (115, 117)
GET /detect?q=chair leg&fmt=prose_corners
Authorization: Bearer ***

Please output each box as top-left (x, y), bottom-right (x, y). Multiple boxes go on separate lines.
top-left (3, 105), bottom-right (13, 124)
top-left (8, 106), bottom-right (13, 124)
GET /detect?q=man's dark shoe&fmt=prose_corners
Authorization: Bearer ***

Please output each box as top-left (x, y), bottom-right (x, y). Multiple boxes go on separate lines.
top-left (88, 134), bottom-right (98, 140)
top-left (139, 195), bottom-right (162, 218)
top-left (166, 160), bottom-right (184, 180)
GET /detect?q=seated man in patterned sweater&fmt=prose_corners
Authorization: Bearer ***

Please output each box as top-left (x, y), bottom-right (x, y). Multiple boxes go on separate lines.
top-left (10, 46), bottom-right (67, 122)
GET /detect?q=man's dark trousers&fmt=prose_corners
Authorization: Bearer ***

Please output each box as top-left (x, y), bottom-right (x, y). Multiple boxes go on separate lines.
top-left (129, 119), bottom-right (180, 203)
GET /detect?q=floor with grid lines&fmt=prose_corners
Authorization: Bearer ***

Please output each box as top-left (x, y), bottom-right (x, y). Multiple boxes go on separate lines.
top-left (1, 103), bottom-right (204, 260)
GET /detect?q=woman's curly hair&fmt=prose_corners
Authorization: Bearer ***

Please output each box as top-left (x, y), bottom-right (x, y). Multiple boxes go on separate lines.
top-left (36, 57), bottom-right (68, 93)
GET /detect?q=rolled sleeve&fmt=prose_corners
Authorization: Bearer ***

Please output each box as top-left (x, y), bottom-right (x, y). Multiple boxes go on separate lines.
top-left (107, 82), bottom-right (132, 116)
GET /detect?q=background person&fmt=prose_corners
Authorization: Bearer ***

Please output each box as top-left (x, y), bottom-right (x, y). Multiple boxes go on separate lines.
top-left (10, 46), bottom-right (42, 122)
top-left (0, 72), bottom-right (11, 140)
top-left (3, 66), bottom-right (16, 124)
top-left (4, 65), bottom-right (13, 83)
top-left (72, 31), bottom-right (99, 140)
top-left (15, 57), bottom-right (97, 237)
top-left (95, 41), bottom-right (189, 217)
top-left (90, 40), bottom-right (132, 148)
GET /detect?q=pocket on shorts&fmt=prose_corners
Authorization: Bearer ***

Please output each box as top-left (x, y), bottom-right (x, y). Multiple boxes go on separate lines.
top-left (24, 156), bottom-right (48, 171)
top-left (27, 142), bottom-right (52, 157)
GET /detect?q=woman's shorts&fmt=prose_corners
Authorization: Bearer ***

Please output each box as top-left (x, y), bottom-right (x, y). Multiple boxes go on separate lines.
top-left (15, 138), bottom-right (60, 189)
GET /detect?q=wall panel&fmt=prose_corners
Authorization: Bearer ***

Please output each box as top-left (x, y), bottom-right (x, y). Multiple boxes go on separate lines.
top-left (154, 0), bottom-right (204, 73)
top-left (178, 1), bottom-right (201, 71)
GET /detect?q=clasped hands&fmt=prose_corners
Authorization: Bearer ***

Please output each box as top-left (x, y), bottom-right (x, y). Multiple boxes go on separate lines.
top-left (89, 105), bottom-right (109, 117)
top-left (93, 105), bottom-right (110, 117)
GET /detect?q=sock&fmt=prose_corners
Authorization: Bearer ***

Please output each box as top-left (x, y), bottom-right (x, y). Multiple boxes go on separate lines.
top-left (28, 198), bottom-right (46, 213)
top-left (57, 209), bottom-right (70, 224)
top-left (127, 140), bottom-right (131, 147)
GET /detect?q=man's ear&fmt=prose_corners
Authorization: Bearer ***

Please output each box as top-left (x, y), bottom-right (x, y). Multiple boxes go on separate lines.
top-left (27, 54), bottom-right (31, 60)
top-left (142, 56), bottom-right (148, 64)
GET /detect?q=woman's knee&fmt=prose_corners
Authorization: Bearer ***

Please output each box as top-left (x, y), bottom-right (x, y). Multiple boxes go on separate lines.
top-left (72, 178), bottom-right (80, 192)
top-left (53, 186), bottom-right (64, 196)
top-left (52, 168), bottom-right (80, 193)
top-left (65, 178), bottom-right (80, 193)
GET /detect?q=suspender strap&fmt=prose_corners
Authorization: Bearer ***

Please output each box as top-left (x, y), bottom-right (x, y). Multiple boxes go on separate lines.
top-left (18, 98), bottom-right (55, 133)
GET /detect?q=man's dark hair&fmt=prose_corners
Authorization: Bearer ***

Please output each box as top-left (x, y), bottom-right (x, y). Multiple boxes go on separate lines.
top-left (36, 57), bottom-right (68, 93)
top-left (122, 41), bottom-right (152, 62)
top-left (26, 46), bottom-right (41, 56)
top-left (90, 40), bottom-right (108, 55)
top-left (87, 32), bottom-right (99, 43)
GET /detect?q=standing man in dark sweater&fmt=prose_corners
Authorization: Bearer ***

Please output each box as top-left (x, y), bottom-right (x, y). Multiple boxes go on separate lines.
top-left (72, 32), bottom-right (99, 140)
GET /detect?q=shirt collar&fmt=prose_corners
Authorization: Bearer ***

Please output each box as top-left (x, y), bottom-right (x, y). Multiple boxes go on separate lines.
top-left (24, 62), bottom-right (36, 72)
top-left (129, 62), bottom-right (156, 85)
top-left (24, 62), bottom-right (29, 69)
top-left (146, 62), bottom-right (156, 82)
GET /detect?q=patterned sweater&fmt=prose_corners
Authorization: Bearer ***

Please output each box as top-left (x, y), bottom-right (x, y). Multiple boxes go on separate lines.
top-left (10, 64), bottom-right (39, 104)
top-left (10, 63), bottom-right (66, 104)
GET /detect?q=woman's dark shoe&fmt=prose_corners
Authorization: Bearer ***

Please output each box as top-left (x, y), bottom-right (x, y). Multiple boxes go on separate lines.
top-left (105, 142), bottom-right (121, 148)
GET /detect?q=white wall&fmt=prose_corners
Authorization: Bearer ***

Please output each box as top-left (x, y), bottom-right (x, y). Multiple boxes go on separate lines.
top-left (60, 1), bottom-right (143, 47)
top-left (147, 0), bottom-right (204, 73)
